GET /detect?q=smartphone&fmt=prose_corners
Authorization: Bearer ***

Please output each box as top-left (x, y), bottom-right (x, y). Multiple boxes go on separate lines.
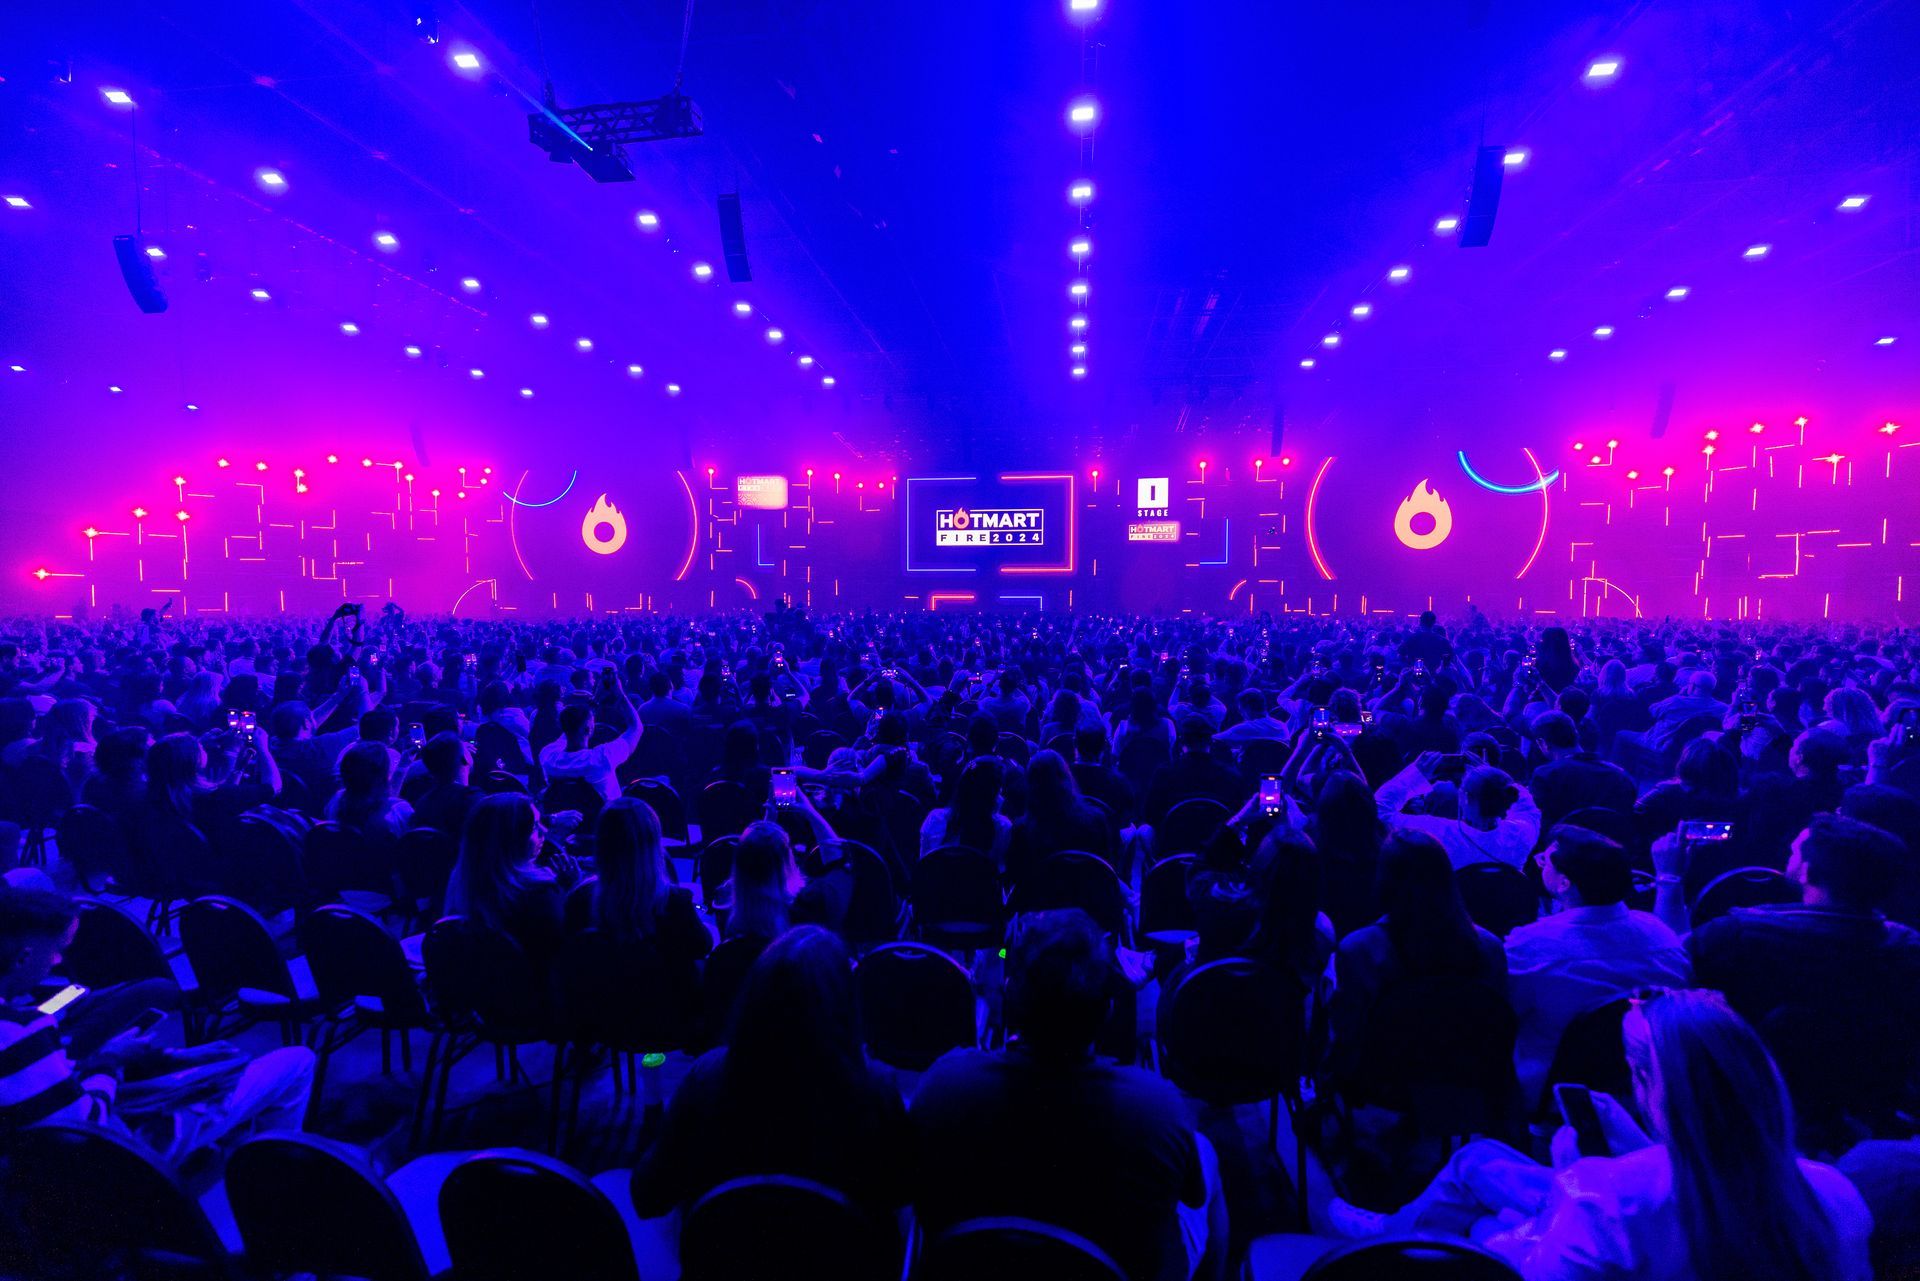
top-left (770, 767), bottom-right (798, 809)
top-left (1334, 722), bottom-right (1363, 740)
top-left (1358, 709), bottom-right (1375, 728)
top-left (721, 662), bottom-right (732, 678)
top-left (1895, 724), bottom-right (1914, 749)
top-left (36, 983), bottom-right (87, 1017)
top-left (463, 654), bottom-right (478, 673)
top-left (882, 667), bottom-right (897, 679)
top-left (1554, 1084), bottom-right (1610, 1158)
top-left (129, 1007), bottom-right (166, 1035)
top-left (773, 652), bottom-right (787, 669)
top-left (407, 722), bottom-right (426, 750)
top-left (226, 708), bottom-right (256, 733)
top-left (1436, 752), bottom-right (1471, 778)
top-left (1521, 654), bottom-right (1537, 672)
top-left (1258, 774), bottom-right (1283, 818)
top-left (1311, 708), bottom-right (1332, 742)
top-left (1679, 820), bottom-right (1734, 844)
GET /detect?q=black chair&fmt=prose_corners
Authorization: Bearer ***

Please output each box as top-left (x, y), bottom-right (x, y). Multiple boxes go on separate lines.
top-left (1454, 862), bottom-right (1540, 939)
top-left (540, 776), bottom-right (605, 825)
top-left (10, 754), bottom-right (74, 866)
top-left (396, 826), bottom-right (460, 925)
top-left (1117, 734), bottom-right (1172, 800)
top-left (1690, 865), bottom-right (1800, 929)
top-left (0, 1120), bottom-right (231, 1278)
top-left (697, 933), bottom-right (768, 1048)
top-left (699, 780), bottom-right (756, 842)
top-left (1537, 994), bottom-right (1634, 1118)
top-left (55, 802), bottom-right (129, 891)
top-left (439, 1149), bottom-right (638, 1281)
top-left (304, 820), bottom-right (394, 906)
top-left (179, 895), bottom-right (317, 1044)
top-left (551, 928), bottom-right (696, 1143)
top-left (61, 896), bottom-right (174, 989)
top-left (681, 1174), bottom-right (897, 1281)
top-left (877, 788), bottom-right (931, 873)
top-left (128, 814), bottom-right (210, 934)
top-left (995, 732), bottom-right (1033, 767)
top-left (1343, 976), bottom-right (1520, 1144)
top-left (821, 837), bottom-right (905, 949)
top-left (622, 726), bottom-right (687, 794)
top-left (299, 904), bottom-right (432, 1101)
top-left (856, 942), bottom-right (976, 1071)
top-left (803, 728), bottom-right (849, 769)
top-left (228, 1131), bottom-right (429, 1281)
top-left (623, 778), bottom-right (689, 844)
top-left (697, 835), bottom-right (740, 910)
top-left (1297, 1236), bottom-right (1523, 1279)
top-left (417, 917), bottom-right (558, 1146)
top-left (223, 813), bottom-right (309, 911)
top-left (1139, 853), bottom-right (1199, 948)
top-left (1156, 797), bottom-right (1230, 859)
top-left (1157, 959), bottom-right (1310, 1225)
top-left (920, 1218), bottom-right (1127, 1281)
top-left (1008, 850), bottom-right (1130, 943)
top-left (912, 845), bottom-right (1005, 953)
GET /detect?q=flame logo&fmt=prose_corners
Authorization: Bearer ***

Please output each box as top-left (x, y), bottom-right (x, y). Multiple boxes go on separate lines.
top-left (580, 493), bottom-right (629, 555)
top-left (950, 507), bottom-right (972, 530)
top-left (1393, 479), bottom-right (1453, 550)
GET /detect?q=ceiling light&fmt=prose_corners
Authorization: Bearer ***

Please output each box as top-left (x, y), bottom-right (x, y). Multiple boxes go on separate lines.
top-left (1070, 315), bottom-right (1088, 331)
top-left (1322, 333), bottom-right (1341, 348)
top-left (1583, 57), bottom-right (1621, 83)
top-left (1502, 148), bottom-right (1530, 168)
top-left (627, 364), bottom-right (644, 377)
top-left (1070, 343), bottom-right (1086, 356)
top-left (765, 327), bottom-right (784, 342)
top-left (460, 277), bottom-right (480, 292)
top-left (666, 383), bottom-right (682, 395)
top-left (692, 262), bottom-right (713, 279)
top-left (1434, 216), bottom-right (1459, 234)
top-left (1388, 265), bottom-right (1410, 282)
top-left (1838, 194), bottom-right (1869, 211)
top-left (450, 49), bottom-right (482, 72)
top-left (821, 376), bottom-right (836, 387)
top-left (255, 168), bottom-right (287, 192)
top-left (108, 385), bottom-right (121, 393)
top-left (144, 245), bottom-right (165, 260)
top-left (185, 404), bottom-right (198, 411)
top-left (520, 388), bottom-right (534, 398)
top-left (1069, 181), bottom-right (1093, 203)
top-left (374, 231), bottom-right (398, 249)
top-left (1877, 336), bottom-right (1898, 346)
top-left (1070, 238), bottom-right (1090, 256)
top-left (339, 322), bottom-right (360, 335)
top-left (1743, 243), bottom-right (1770, 259)
top-left (102, 88), bottom-right (134, 106)
top-left (1548, 348), bottom-right (1567, 361)
top-left (7, 365), bottom-right (22, 373)
top-left (636, 210), bottom-right (659, 229)
top-left (1665, 286), bottom-right (1689, 300)
top-left (250, 288), bottom-right (271, 300)
top-left (1351, 303), bottom-right (1372, 318)
top-left (469, 368), bottom-right (484, 379)
top-left (798, 355), bottom-right (814, 367)
top-left (732, 301), bottom-right (752, 316)
top-left (1068, 0), bottom-right (1100, 13)
top-left (1593, 325), bottom-right (1614, 338)
top-left (575, 337), bottom-right (593, 351)
top-left (530, 313), bottom-right (549, 328)
top-left (404, 345), bottom-right (422, 358)
top-left (1067, 99), bottom-right (1098, 128)
top-left (3, 197), bottom-right (29, 209)
top-left (1299, 358), bottom-right (1316, 369)
top-left (1069, 280), bottom-right (1089, 297)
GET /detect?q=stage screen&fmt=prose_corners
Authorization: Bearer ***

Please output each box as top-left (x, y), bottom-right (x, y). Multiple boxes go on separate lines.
top-left (903, 473), bottom-right (1076, 576)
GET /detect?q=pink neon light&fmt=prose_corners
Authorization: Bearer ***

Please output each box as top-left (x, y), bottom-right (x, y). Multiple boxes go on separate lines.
top-left (507, 472), bottom-right (536, 581)
top-left (734, 576), bottom-right (759, 600)
top-left (674, 470), bottom-right (699, 582)
top-left (928, 592), bottom-right (977, 610)
top-left (1516, 447), bottom-right (1550, 580)
top-left (999, 472), bottom-right (1076, 575)
top-left (1305, 456), bottom-right (1336, 580)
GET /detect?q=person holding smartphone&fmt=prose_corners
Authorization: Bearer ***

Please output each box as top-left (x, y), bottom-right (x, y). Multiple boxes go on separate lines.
top-left (538, 670), bottom-right (643, 805)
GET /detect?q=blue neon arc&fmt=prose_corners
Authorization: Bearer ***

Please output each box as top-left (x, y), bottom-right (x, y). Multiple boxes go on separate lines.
top-left (1457, 451), bottom-right (1560, 494)
top-left (504, 469), bottom-right (579, 508)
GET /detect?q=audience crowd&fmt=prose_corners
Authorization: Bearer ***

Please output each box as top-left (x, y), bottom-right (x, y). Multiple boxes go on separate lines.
top-left (0, 600), bottom-right (1917, 1279)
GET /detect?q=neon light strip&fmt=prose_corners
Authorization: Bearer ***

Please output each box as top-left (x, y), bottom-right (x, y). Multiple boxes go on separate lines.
top-left (904, 476), bottom-right (980, 573)
top-left (734, 576), bottom-right (759, 600)
top-left (449, 578), bottom-right (497, 613)
top-left (503, 469), bottom-right (578, 508)
top-left (1516, 448), bottom-right (1551, 580)
top-left (1227, 578), bottom-right (1249, 601)
top-left (1458, 451), bottom-right (1559, 494)
top-left (674, 470), bottom-right (699, 581)
top-left (928, 592), bottom-right (977, 610)
top-left (1200, 518), bottom-right (1231, 566)
top-left (507, 472), bottom-right (537, 581)
top-left (1305, 456), bottom-right (1336, 580)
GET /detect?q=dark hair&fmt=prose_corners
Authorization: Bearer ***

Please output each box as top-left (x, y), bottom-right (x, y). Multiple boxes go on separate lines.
top-left (1376, 831), bottom-right (1485, 976)
top-left (333, 740), bottom-right (393, 830)
top-left (1244, 829), bottom-right (1322, 977)
top-left (725, 926), bottom-right (865, 1100)
top-left (559, 703), bottom-right (592, 743)
top-left (422, 731), bottom-right (466, 781)
top-left (592, 799), bottom-right (672, 936)
top-left (1023, 750), bottom-right (1084, 827)
top-left (359, 707), bottom-right (399, 744)
top-left (145, 732), bottom-right (207, 821)
top-left (0, 886), bottom-right (77, 977)
top-left (1544, 825), bottom-right (1634, 905)
top-left (1676, 738), bottom-right (1739, 796)
top-left (947, 757), bottom-right (1004, 854)
top-left (445, 794), bottom-right (542, 930)
top-left (1073, 725), bottom-right (1108, 761)
top-left (1176, 714), bottom-right (1212, 751)
top-left (728, 821), bottom-right (798, 940)
top-left (1796, 813), bottom-right (1903, 911)
top-left (1532, 710), bottom-right (1579, 751)
top-left (1005, 909), bottom-right (1112, 1058)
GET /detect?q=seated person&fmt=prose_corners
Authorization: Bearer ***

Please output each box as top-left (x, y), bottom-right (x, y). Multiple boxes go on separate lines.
top-left (581, 798), bottom-right (712, 969)
top-left (324, 740), bottom-right (412, 846)
top-left (911, 909), bottom-right (1219, 1281)
top-left (538, 673), bottom-right (642, 804)
top-left (443, 794), bottom-right (577, 971)
top-left (408, 732), bottom-right (481, 838)
top-left (1374, 753), bottom-right (1541, 869)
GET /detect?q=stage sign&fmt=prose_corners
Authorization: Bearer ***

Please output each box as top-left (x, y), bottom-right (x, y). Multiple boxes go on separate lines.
top-left (1128, 520), bottom-right (1181, 543)
top-left (736, 474), bottom-right (790, 510)
top-left (935, 508), bottom-right (1045, 546)
top-left (1136, 477), bottom-right (1171, 518)
top-left (905, 473), bottom-right (1076, 574)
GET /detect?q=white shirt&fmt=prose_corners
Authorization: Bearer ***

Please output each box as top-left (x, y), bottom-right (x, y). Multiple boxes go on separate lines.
top-left (1505, 903), bottom-right (1691, 1104)
top-left (539, 735), bottom-right (635, 803)
top-left (1375, 763), bottom-right (1542, 869)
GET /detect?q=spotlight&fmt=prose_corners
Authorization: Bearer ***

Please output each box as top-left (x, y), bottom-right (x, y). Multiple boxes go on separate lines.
top-left (1593, 325), bottom-right (1614, 338)
top-left (1299, 358), bottom-right (1315, 369)
top-left (692, 262), bottom-right (713, 279)
top-left (1549, 348), bottom-right (1567, 361)
top-left (821, 376), bottom-right (836, 387)
top-left (1069, 280), bottom-right (1089, 298)
top-left (520, 388), bottom-right (534, 398)
top-left (1070, 343), bottom-right (1086, 356)
top-left (1875, 336), bottom-right (1897, 346)
top-left (132, 507), bottom-right (148, 518)
top-left (374, 231), bottom-right (399, 250)
top-left (1069, 181), bottom-right (1093, 203)
top-left (217, 458), bottom-right (230, 468)
top-left (1626, 470), bottom-right (1639, 480)
top-left (1070, 366), bottom-right (1087, 378)
top-left (469, 368), bottom-right (484, 378)
top-left (102, 88), bottom-right (134, 106)
top-left (1705, 429), bottom-right (1720, 440)
top-left (666, 383), bottom-right (682, 395)
top-left (636, 210), bottom-right (659, 229)
top-left (339, 322), bottom-right (360, 335)
top-left (4, 197), bottom-right (30, 209)
top-left (254, 461), bottom-right (268, 471)
top-left (798, 355), bottom-right (814, 367)
top-left (732, 301), bottom-right (752, 316)
top-left (1351, 303), bottom-right (1372, 318)
top-left (1433, 216), bottom-right (1459, 234)
top-left (326, 454), bottom-right (338, 463)
top-left (176, 510), bottom-right (190, 522)
top-left (575, 338), bottom-right (593, 351)
top-left (1067, 98), bottom-right (1099, 128)
top-left (530, 313), bottom-right (549, 328)
top-left (255, 168), bottom-right (287, 192)
top-left (1070, 315), bottom-right (1088, 331)
top-left (362, 458), bottom-right (373, 467)
top-left (1749, 422), bottom-right (1765, 434)
top-left (1388, 265), bottom-right (1410, 282)
top-left (250, 288), bottom-right (271, 301)
top-left (1322, 333), bottom-right (1340, 348)
top-left (1070, 237), bottom-right (1090, 257)
top-left (449, 49), bottom-right (482, 72)
top-left (1838, 195), bottom-right (1869, 211)
top-left (404, 345), bottom-right (422, 358)
top-left (460, 277), bottom-right (480, 292)
top-left (1665, 286), bottom-right (1689, 300)
top-left (627, 364), bottom-right (644, 377)
top-left (1502, 148), bottom-right (1530, 169)
top-left (1068, 0), bottom-right (1100, 14)
top-left (1662, 467), bottom-right (1675, 477)
top-left (1583, 57), bottom-right (1621, 83)
top-left (1743, 243), bottom-right (1770, 259)
top-left (765, 327), bottom-right (783, 342)
top-left (142, 245), bottom-right (166, 262)
top-left (108, 385), bottom-right (121, 393)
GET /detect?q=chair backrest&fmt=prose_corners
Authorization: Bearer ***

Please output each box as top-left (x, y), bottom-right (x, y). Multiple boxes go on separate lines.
top-left (1453, 862), bottom-right (1541, 939)
top-left (1348, 976), bottom-right (1519, 1134)
top-left (1300, 1237), bottom-right (1524, 1280)
top-left (471, 720), bottom-right (521, 780)
top-left (911, 845), bottom-right (1005, 938)
top-left (698, 835), bottom-right (740, 907)
top-left (62, 896), bottom-right (172, 988)
top-left (1138, 853), bottom-right (1199, 941)
top-left (856, 942), bottom-right (976, 1070)
top-left (0, 1120), bottom-right (228, 1273)
top-left (304, 820), bottom-right (389, 899)
top-left (919, 1217), bottom-right (1127, 1281)
top-left (1116, 733), bottom-right (1171, 794)
top-left (421, 917), bottom-right (550, 1039)
top-left (823, 838), bottom-right (903, 948)
top-left (681, 1174), bottom-right (897, 1281)
top-left (55, 803), bottom-right (130, 885)
top-left (298, 903), bottom-right (424, 1018)
top-left (1538, 994), bottom-right (1634, 1108)
top-left (439, 1149), bottom-right (638, 1281)
top-left (1690, 865), bottom-right (1801, 929)
top-left (699, 780), bottom-right (755, 841)
top-left (995, 732), bottom-right (1033, 767)
top-left (553, 928), bottom-right (693, 1052)
top-left (396, 826), bottom-right (460, 915)
top-left (10, 754), bottom-right (74, 825)
top-left (180, 895), bottom-right (296, 1004)
top-left (228, 812), bottom-right (310, 909)
top-left (1158, 958), bottom-right (1307, 1106)
top-left (698, 934), bottom-right (769, 1047)
top-left (1156, 797), bottom-right (1229, 858)
top-left (540, 776), bottom-right (605, 824)
top-left (228, 1131), bottom-right (429, 1281)
top-left (1008, 850), bottom-right (1128, 940)
top-left (622, 778), bottom-right (689, 842)
top-left (803, 729), bottom-right (849, 769)
top-left (135, 813), bottom-right (215, 897)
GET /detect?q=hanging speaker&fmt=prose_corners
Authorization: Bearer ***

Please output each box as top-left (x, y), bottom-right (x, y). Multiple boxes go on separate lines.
top-left (717, 193), bottom-right (751, 282)
top-left (112, 235), bottom-right (168, 313)
top-left (1459, 145), bottom-right (1506, 249)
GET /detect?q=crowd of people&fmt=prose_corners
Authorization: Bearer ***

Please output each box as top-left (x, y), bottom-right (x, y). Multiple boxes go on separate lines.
top-left (0, 599), bottom-right (1917, 1279)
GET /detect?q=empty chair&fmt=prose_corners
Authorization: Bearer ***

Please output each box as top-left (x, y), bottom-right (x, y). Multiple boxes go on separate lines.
top-left (1155, 797), bottom-right (1230, 859)
top-left (439, 1149), bottom-right (638, 1281)
top-left (179, 895), bottom-right (318, 1044)
top-left (61, 896), bottom-right (174, 989)
top-left (920, 1218), bottom-right (1127, 1281)
top-left (856, 942), bottom-right (976, 1071)
top-left (1690, 865), bottom-right (1800, 929)
top-left (821, 838), bottom-right (904, 949)
top-left (1138, 853), bottom-right (1199, 948)
top-left (55, 802), bottom-right (130, 891)
top-left (1454, 862), bottom-right (1540, 939)
top-left (680, 1174), bottom-right (897, 1281)
top-left (0, 1120), bottom-right (230, 1278)
top-left (10, 754), bottom-right (75, 865)
top-left (416, 918), bottom-right (557, 1146)
top-left (1008, 850), bottom-right (1129, 942)
top-left (224, 813), bottom-right (309, 911)
top-left (228, 1131), bottom-right (430, 1281)
top-left (304, 820), bottom-right (394, 905)
top-left (299, 904), bottom-right (431, 1099)
top-left (552, 929), bottom-right (696, 1138)
top-left (127, 814), bottom-right (211, 933)
top-left (911, 845), bottom-right (1005, 953)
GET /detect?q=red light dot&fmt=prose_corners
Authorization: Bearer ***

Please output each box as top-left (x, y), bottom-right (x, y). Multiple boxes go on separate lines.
top-left (1281, 457), bottom-right (1294, 467)
top-left (175, 510), bottom-right (190, 522)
